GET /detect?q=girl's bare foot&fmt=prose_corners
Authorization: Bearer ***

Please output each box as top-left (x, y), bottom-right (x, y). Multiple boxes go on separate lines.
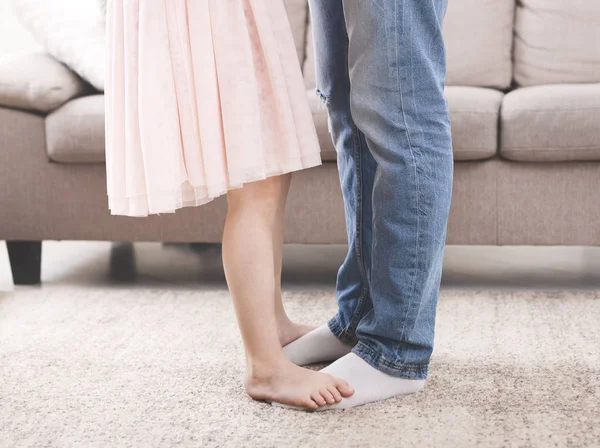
top-left (277, 317), bottom-right (316, 347)
top-left (245, 360), bottom-right (354, 409)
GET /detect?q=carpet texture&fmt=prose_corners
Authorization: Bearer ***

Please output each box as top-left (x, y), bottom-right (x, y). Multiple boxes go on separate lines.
top-left (1, 287), bottom-right (599, 447)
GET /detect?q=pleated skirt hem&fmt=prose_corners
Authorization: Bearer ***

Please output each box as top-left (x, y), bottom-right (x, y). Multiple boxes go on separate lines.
top-left (108, 152), bottom-right (322, 217)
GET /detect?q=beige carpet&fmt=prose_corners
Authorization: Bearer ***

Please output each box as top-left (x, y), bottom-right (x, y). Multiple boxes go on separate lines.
top-left (1, 287), bottom-right (599, 448)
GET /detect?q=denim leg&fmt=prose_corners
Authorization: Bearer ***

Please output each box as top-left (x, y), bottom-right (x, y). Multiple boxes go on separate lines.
top-left (308, 0), bottom-right (377, 345)
top-left (342, 0), bottom-right (454, 379)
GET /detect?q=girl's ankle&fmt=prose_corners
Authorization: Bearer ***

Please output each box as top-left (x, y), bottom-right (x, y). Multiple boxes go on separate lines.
top-left (246, 355), bottom-right (289, 380)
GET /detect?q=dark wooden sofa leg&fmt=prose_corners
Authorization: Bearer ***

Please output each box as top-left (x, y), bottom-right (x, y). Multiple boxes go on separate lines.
top-left (6, 241), bottom-right (42, 285)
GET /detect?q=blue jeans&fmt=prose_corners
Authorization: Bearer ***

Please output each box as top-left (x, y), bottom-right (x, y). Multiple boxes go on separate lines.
top-left (309, 0), bottom-right (454, 379)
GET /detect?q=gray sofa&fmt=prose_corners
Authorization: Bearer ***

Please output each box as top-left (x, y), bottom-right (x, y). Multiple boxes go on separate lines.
top-left (1, 0), bottom-right (599, 284)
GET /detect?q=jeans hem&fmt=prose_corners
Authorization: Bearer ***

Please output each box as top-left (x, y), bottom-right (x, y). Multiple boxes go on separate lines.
top-left (328, 316), bottom-right (359, 346)
top-left (352, 341), bottom-right (429, 380)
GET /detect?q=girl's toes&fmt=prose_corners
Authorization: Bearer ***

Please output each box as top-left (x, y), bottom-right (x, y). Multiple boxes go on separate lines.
top-left (335, 379), bottom-right (355, 397)
top-left (320, 388), bottom-right (336, 404)
top-left (328, 386), bottom-right (342, 402)
top-left (303, 398), bottom-right (319, 409)
top-left (311, 393), bottom-right (327, 406)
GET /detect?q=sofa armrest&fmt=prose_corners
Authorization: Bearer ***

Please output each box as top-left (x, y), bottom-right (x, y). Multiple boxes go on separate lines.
top-left (0, 52), bottom-right (90, 114)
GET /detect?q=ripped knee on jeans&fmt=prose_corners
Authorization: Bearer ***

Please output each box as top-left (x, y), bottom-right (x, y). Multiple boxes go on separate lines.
top-left (316, 89), bottom-right (331, 109)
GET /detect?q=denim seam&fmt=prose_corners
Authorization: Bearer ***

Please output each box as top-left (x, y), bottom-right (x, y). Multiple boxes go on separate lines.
top-left (353, 341), bottom-right (429, 379)
top-left (328, 315), bottom-right (358, 345)
top-left (394, 0), bottom-right (422, 344)
top-left (346, 124), bottom-right (370, 335)
top-left (344, 27), bottom-right (367, 335)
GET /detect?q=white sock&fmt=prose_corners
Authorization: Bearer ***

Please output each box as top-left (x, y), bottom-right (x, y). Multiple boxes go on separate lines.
top-left (283, 324), bottom-right (354, 366)
top-left (316, 353), bottom-right (426, 410)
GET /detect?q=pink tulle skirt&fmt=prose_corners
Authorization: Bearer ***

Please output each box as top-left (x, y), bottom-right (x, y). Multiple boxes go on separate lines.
top-left (105, 0), bottom-right (321, 216)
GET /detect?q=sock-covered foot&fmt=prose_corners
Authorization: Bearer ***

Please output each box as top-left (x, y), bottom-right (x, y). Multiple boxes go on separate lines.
top-left (278, 321), bottom-right (317, 347)
top-left (246, 360), bottom-right (354, 409)
top-left (315, 353), bottom-right (426, 410)
top-left (283, 324), bottom-right (354, 366)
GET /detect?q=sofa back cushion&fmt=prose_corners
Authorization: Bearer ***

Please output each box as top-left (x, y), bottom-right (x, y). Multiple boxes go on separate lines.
top-left (303, 0), bottom-right (515, 90)
top-left (303, 22), bottom-right (316, 90)
top-left (514, 0), bottom-right (600, 86)
top-left (444, 0), bottom-right (515, 89)
top-left (284, 0), bottom-right (309, 64)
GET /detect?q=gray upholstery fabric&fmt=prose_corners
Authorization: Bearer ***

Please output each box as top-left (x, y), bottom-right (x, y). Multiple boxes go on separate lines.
top-left (446, 87), bottom-right (503, 161)
top-left (501, 84), bottom-right (600, 162)
top-left (46, 95), bottom-right (105, 163)
top-left (308, 91), bottom-right (335, 162)
top-left (0, 53), bottom-right (88, 113)
top-left (444, 0), bottom-right (515, 89)
top-left (283, 0), bottom-right (309, 65)
top-left (447, 159), bottom-right (499, 245)
top-left (309, 87), bottom-right (503, 163)
top-left (0, 107), bottom-right (49, 238)
top-left (498, 162), bottom-right (600, 245)
top-left (515, 0), bottom-right (600, 86)
top-left (303, 22), bottom-right (316, 90)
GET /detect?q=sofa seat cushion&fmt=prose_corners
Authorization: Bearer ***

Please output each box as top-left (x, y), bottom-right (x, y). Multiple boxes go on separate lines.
top-left (48, 86), bottom-right (502, 165)
top-left (310, 86), bottom-right (503, 162)
top-left (445, 87), bottom-right (503, 161)
top-left (46, 94), bottom-right (105, 163)
top-left (501, 84), bottom-right (600, 162)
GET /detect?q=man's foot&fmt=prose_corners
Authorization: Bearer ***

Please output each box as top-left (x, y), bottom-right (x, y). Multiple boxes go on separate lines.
top-left (283, 324), bottom-right (354, 365)
top-left (315, 353), bottom-right (426, 410)
top-left (277, 319), bottom-right (316, 347)
top-left (245, 360), bottom-right (355, 409)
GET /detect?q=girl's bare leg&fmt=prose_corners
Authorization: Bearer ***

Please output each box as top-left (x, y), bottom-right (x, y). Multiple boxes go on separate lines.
top-left (270, 174), bottom-right (317, 346)
top-left (222, 174), bottom-right (354, 409)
